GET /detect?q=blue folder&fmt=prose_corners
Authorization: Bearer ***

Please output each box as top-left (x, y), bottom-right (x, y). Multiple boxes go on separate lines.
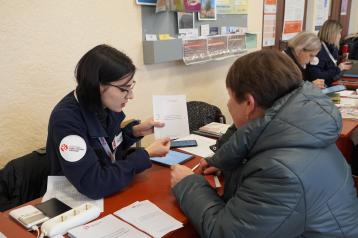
top-left (150, 150), bottom-right (194, 167)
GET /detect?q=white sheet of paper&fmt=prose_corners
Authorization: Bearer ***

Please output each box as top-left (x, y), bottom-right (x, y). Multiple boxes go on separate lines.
top-left (176, 134), bottom-right (216, 157)
top-left (42, 176), bottom-right (104, 212)
top-left (153, 95), bottom-right (190, 139)
top-left (68, 214), bottom-right (149, 238)
top-left (114, 200), bottom-right (183, 238)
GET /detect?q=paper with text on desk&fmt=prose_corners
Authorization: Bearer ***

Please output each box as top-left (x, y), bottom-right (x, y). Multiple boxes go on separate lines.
top-left (152, 95), bottom-right (190, 139)
top-left (68, 214), bottom-right (149, 238)
top-left (42, 176), bottom-right (104, 212)
top-left (114, 200), bottom-right (183, 238)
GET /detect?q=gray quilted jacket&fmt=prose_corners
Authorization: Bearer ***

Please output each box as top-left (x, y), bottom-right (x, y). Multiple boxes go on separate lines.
top-left (173, 82), bottom-right (358, 238)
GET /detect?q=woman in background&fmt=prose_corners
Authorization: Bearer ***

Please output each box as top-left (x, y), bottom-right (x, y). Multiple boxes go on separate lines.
top-left (284, 32), bottom-right (325, 88)
top-left (307, 20), bottom-right (352, 86)
top-left (47, 44), bottom-right (170, 199)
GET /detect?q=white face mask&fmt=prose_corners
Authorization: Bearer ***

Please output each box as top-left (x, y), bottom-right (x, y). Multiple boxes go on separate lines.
top-left (310, 57), bottom-right (319, 65)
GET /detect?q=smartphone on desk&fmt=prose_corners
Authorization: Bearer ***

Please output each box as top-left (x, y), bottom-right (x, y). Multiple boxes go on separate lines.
top-left (170, 139), bottom-right (198, 148)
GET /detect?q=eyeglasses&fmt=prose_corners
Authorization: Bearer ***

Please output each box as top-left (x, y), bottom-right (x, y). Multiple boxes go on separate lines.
top-left (107, 81), bottom-right (136, 97)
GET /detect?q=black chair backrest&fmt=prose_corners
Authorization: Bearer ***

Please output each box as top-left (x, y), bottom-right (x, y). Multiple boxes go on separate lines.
top-left (187, 101), bottom-right (226, 133)
top-left (0, 150), bottom-right (50, 211)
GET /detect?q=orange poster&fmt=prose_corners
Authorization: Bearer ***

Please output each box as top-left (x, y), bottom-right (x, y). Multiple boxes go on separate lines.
top-left (283, 20), bottom-right (303, 33)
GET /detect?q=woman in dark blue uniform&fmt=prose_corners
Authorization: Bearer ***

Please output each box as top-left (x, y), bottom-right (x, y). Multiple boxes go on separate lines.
top-left (283, 32), bottom-right (324, 88)
top-left (307, 20), bottom-right (352, 86)
top-left (46, 44), bottom-right (170, 199)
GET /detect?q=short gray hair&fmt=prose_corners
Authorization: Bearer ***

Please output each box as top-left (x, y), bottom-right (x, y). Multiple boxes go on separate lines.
top-left (288, 32), bottom-right (321, 52)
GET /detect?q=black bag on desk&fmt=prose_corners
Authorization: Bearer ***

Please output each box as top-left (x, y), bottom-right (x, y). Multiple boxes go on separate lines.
top-left (0, 149), bottom-right (50, 212)
top-left (210, 124), bottom-right (237, 152)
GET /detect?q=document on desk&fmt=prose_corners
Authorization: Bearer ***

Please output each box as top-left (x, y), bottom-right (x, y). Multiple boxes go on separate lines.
top-left (176, 134), bottom-right (216, 157)
top-left (153, 95), bottom-right (190, 139)
top-left (68, 214), bottom-right (150, 238)
top-left (42, 176), bottom-right (104, 212)
top-left (114, 200), bottom-right (183, 238)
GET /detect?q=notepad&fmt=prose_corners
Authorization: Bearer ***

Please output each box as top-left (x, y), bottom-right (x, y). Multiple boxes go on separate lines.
top-left (150, 150), bottom-right (194, 167)
top-left (114, 200), bottom-right (183, 238)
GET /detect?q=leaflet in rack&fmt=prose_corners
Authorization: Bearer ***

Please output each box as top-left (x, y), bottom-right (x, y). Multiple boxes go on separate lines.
top-left (182, 34), bottom-right (248, 65)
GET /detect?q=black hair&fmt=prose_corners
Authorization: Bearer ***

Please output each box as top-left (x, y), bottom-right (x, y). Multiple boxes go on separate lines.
top-left (75, 44), bottom-right (136, 112)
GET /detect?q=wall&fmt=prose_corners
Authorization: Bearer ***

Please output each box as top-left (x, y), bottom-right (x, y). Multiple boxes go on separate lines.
top-left (348, 0), bottom-right (358, 34)
top-left (0, 0), bottom-right (263, 167)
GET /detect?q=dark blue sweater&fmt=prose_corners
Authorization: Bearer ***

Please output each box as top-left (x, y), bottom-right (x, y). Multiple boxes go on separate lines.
top-left (307, 42), bottom-right (341, 86)
top-left (46, 92), bottom-right (151, 199)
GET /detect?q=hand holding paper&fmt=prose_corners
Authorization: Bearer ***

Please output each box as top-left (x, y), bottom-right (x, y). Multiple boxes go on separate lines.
top-left (145, 137), bottom-right (170, 157)
top-left (132, 117), bottom-right (164, 137)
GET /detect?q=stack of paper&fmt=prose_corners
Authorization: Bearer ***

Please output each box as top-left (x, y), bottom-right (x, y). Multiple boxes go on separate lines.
top-left (68, 214), bottom-right (149, 238)
top-left (114, 200), bottom-right (183, 238)
top-left (198, 122), bottom-right (231, 136)
top-left (338, 90), bottom-right (358, 99)
top-left (42, 176), bottom-right (104, 212)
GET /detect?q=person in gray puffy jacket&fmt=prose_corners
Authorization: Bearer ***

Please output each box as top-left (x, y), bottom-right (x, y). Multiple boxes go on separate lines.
top-left (170, 49), bottom-right (358, 238)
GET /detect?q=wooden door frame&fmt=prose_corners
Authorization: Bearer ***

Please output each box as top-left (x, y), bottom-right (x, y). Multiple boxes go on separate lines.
top-left (330, 0), bottom-right (351, 38)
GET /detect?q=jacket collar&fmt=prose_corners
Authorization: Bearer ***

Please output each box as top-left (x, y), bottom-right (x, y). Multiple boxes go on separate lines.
top-left (73, 90), bottom-right (124, 138)
top-left (209, 82), bottom-right (341, 170)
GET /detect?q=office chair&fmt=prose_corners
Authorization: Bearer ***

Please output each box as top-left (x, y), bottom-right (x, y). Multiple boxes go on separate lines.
top-left (0, 149), bottom-right (50, 211)
top-left (186, 101), bottom-right (226, 133)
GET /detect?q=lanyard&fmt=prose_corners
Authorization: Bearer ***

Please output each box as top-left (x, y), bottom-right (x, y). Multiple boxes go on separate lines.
top-left (322, 42), bottom-right (337, 65)
top-left (98, 137), bottom-right (116, 163)
top-left (74, 90), bottom-right (117, 163)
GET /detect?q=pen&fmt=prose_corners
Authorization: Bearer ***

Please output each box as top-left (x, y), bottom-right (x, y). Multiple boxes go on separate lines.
top-left (191, 163), bottom-right (200, 171)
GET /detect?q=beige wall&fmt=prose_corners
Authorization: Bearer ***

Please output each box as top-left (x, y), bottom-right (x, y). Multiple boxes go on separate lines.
top-left (0, 1), bottom-right (263, 167)
top-left (349, 0), bottom-right (358, 34)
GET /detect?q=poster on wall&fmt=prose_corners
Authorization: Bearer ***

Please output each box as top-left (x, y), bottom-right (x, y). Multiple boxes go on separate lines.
top-left (314, 0), bottom-right (330, 31)
top-left (184, 0), bottom-right (201, 12)
top-left (262, 0), bottom-right (277, 47)
top-left (198, 0), bottom-right (217, 20)
top-left (282, 0), bottom-right (305, 41)
top-left (341, 0), bottom-right (348, 15)
top-left (136, 0), bottom-right (157, 5)
top-left (216, 0), bottom-right (248, 15)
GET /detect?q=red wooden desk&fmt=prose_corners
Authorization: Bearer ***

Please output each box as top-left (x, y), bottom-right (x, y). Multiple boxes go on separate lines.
top-left (336, 119), bottom-right (358, 164)
top-left (333, 76), bottom-right (358, 90)
top-left (1, 158), bottom-right (201, 238)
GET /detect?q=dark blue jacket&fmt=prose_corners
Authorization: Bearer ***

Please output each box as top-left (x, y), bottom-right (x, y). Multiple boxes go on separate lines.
top-left (46, 91), bottom-right (151, 199)
top-left (307, 42), bottom-right (341, 86)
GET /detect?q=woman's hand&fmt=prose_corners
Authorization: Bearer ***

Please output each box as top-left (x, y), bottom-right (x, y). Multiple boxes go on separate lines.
top-left (170, 164), bottom-right (194, 188)
top-left (338, 62), bottom-right (353, 71)
top-left (132, 118), bottom-right (164, 137)
top-left (145, 137), bottom-right (170, 157)
top-left (199, 158), bottom-right (220, 175)
top-left (312, 79), bottom-right (325, 89)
